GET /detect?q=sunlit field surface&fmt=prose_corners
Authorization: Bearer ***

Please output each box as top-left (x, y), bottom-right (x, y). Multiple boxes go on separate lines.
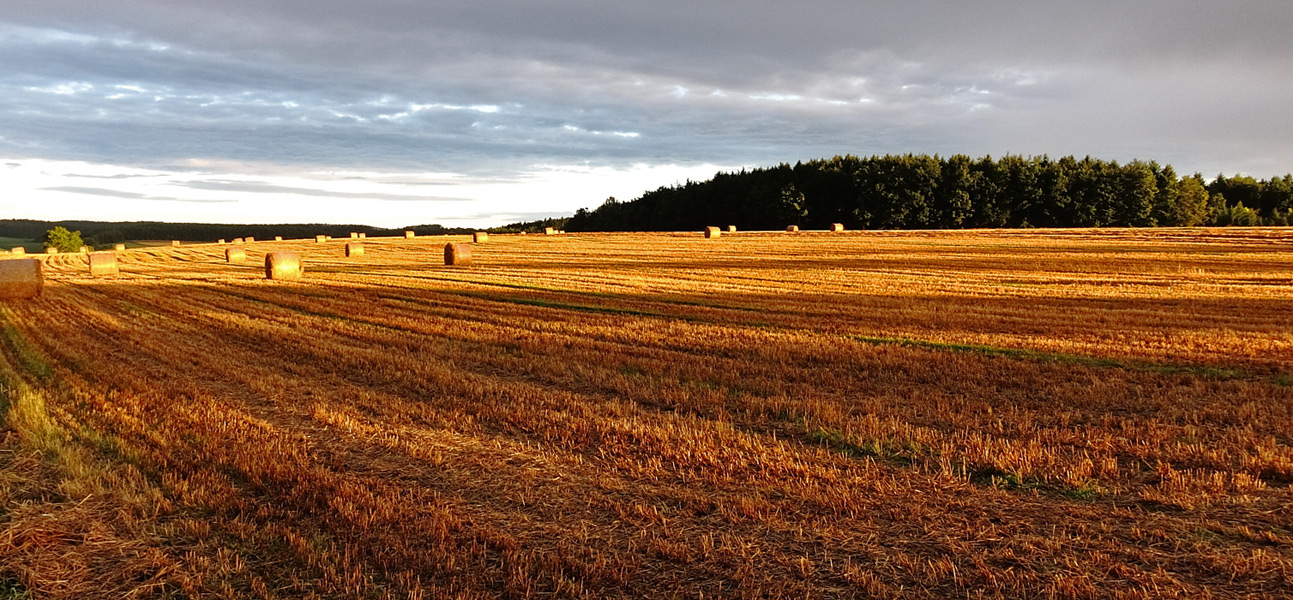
top-left (2, 229), bottom-right (1291, 599)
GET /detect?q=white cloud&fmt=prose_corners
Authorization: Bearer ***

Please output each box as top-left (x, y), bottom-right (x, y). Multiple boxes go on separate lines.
top-left (0, 158), bottom-right (735, 227)
top-left (0, 2), bottom-right (1290, 226)
top-left (24, 81), bottom-right (93, 95)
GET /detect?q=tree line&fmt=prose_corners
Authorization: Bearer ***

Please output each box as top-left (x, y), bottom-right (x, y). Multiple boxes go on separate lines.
top-left (491, 216), bottom-right (571, 234)
top-left (0, 220), bottom-right (476, 249)
top-left (566, 155), bottom-right (1293, 231)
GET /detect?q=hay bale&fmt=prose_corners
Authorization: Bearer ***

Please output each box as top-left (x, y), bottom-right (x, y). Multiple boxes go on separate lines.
top-left (786, 225), bottom-right (799, 232)
top-left (171, 240), bottom-right (181, 246)
top-left (114, 244), bottom-right (126, 252)
top-left (11, 247), bottom-right (25, 256)
top-left (225, 247), bottom-right (246, 263)
top-left (473, 231), bottom-right (489, 243)
top-left (345, 242), bottom-right (364, 257)
top-left (358, 233), bottom-right (366, 239)
top-left (444, 243), bottom-right (472, 266)
top-left (350, 232), bottom-right (359, 239)
top-left (232, 238), bottom-right (244, 244)
top-left (88, 252), bottom-right (118, 277)
top-left (264, 252), bottom-right (303, 281)
top-left (315, 235), bottom-right (327, 243)
top-left (728, 225), bottom-right (737, 233)
top-left (0, 259), bottom-right (42, 299)
top-left (274, 236), bottom-right (284, 242)
top-left (544, 227), bottom-right (555, 235)
top-left (404, 231), bottom-right (415, 238)
top-left (245, 236), bottom-right (255, 243)
top-left (830, 223), bottom-right (844, 232)
top-left (218, 238), bottom-right (226, 244)
top-left (704, 226), bottom-right (721, 239)
top-left (45, 247), bottom-right (58, 255)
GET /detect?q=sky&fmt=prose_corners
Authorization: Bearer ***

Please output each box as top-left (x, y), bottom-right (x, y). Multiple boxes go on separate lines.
top-left (2, 1), bottom-right (1291, 228)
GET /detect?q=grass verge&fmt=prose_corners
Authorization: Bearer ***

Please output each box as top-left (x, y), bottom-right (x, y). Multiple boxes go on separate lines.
top-left (852, 335), bottom-right (1247, 381)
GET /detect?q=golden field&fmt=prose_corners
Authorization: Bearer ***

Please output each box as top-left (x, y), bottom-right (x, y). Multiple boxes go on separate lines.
top-left (1, 228), bottom-right (1291, 599)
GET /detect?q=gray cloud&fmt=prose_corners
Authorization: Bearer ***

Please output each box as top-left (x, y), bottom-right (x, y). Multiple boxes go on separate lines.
top-left (61, 171), bottom-right (164, 179)
top-left (2, 0), bottom-right (1292, 213)
top-left (42, 185), bottom-right (236, 202)
top-left (181, 180), bottom-right (473, 202)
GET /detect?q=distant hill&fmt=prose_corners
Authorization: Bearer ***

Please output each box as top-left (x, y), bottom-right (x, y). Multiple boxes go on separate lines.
top-left (0, 220), bottom-right (481, 249)
top-left (565, 154), bottom-right (1293, 231)
top-left (0, 217), bottom-right (577, 249)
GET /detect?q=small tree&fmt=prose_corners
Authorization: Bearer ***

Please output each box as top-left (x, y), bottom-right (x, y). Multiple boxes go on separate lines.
top-left (1213, 202), bottom-right (1261, 226)
top-left (1172, 174), bottom-right (1210, 226)
top-left (778, 184), bottom-right (808, 227)
top-left (1267, 208), bottom-right (1293, 226)
top-left (42, 226), bottom-right (86, 253)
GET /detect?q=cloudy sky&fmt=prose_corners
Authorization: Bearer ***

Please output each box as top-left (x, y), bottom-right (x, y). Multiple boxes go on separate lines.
top-left (2, 1), bottom-right (1290, 227)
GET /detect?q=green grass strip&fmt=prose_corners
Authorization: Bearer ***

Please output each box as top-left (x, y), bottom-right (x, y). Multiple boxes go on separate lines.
top-left (443, 289), bottom-right (667, 318)
top-left (851, 335), bottom-right (1247, 380)
top-left (0, 311), bottom-right (52, 384)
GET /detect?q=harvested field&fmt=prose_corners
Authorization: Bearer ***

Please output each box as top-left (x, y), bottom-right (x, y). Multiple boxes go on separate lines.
top-left (0, 228), bottom-right (1291, 599)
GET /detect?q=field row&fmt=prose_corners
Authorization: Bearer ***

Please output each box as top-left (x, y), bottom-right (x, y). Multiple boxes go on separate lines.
top-left (2, 228), bottom-right (1291, 598)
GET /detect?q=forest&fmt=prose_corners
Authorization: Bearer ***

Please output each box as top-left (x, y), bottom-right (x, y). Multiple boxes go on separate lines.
top-left (566, 154), bottom-right (1293, 231)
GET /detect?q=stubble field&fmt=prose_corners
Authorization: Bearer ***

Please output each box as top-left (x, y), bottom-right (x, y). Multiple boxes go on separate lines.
top-left (1, 228), bottom-right (1291, 599)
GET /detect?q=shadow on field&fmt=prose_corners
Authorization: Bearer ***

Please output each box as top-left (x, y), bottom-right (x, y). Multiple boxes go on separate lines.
top-left (33, 263), bottom-right (1293, 382)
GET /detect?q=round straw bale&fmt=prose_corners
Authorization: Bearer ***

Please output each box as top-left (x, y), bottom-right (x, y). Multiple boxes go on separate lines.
top-left (358, 232), bottom-right (366, 239)
top-left (245, 236), bottom-right (255, 243)
top-left (350, 232), bottom-right (359, 239)
top-left (274, 235), bottom-right (283, 241)
top-left (0, 259), bottom-right (42, 299)
top-left (544, 227), bottom-right (555, 235)
top-left (265, 252), bottom-right (303, 281)
top-left (45, 247), bottom-right (58, 255)
top-left (830, 223), bottom-right (844, 232)
top-left (11, 247), bottom-right (25, 256)
top-left (727, 225), bottom-right (736, 233)
top-left (232, 238), bottom-right (243, 244)
top-left (315, 235), bottom-right (327, 243)
top-left (171, 240), bottom-right (181, 246)
top-left (88, 252), bottom-right (118, 277)
top-left (704, 226), bottom-right (721, 239)
top-left (473, 231), bottom-right (489, 243)
top-left (404, 230), bottom-right (415, 238)
top-left (225, 246), bottom-right (246, 263)
top-left (218, 238), bottom-right (226, 244)
top-left (345, 242), bottom-right (364, 257)
top-left (444, 243), bottom-right (472, 266)
top-left (114, 243), bottom-right (126, 252)
top-left (786, 225), bottom-right (799, 232)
